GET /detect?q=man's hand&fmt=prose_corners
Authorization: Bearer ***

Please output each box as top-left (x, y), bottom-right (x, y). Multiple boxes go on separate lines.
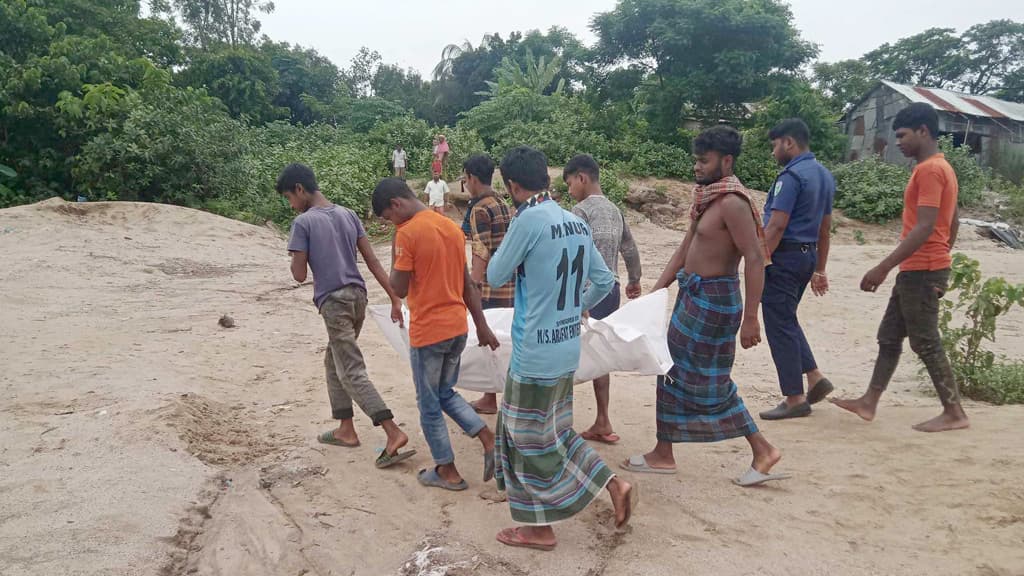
top-left (390, 299), bottom-right (404, 328)
top-left (477, 325), bottom-right (500, 350)
top-left (860, 265), bottom-right (889, 293)
top-left (740, 317), bottom-right (761, 349)
top-left (811, 272), bottom-right (829, 296)
top-left (625, 281), bottom-right (641, 299)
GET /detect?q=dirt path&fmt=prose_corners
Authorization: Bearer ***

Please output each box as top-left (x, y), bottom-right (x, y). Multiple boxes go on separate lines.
top-left (1, 199), bottom-right (1022, 576)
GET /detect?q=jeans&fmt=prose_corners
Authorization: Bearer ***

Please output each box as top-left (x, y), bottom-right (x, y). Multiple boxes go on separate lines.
top-left (869, 269), bottom-right (960, 405)
top-left (762, 247), bottom-right (819, 397)
top-left (321, 286), bottom-right (393, 424)
top-left (410, 334), bottom-right (486, 465)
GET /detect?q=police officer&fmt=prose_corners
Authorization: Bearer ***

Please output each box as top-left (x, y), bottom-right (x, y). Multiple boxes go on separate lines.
top-left (759, 118), bottom-right (835, 420)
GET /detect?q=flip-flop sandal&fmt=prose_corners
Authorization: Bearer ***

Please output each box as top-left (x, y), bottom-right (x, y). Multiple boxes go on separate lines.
top-left (483, 450), bottom-right (495, 482)
top-left (417, 467), bottom-right (468, 491)
top-left (733, 467), bottom-right (792, 487)
top-left (317, 430), bottom-right (360, 448)
top-left (615, 481), bottom-right (640, 530)
top-left (807, 378), bottom-right (835, 405)
top-left (470, 400), bottom-right (497, 415)
top-left (375, 448), bottom-right (417, 469)
top-left (496, 527), bottom-right (556, 551)
top-left (620, 454), bottom-right (677, 475)
top-left (581, 431), bottom-right (621, 445)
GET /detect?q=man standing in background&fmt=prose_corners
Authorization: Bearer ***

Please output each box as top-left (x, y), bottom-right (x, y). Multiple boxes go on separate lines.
top-left (461, 154), bottom-right (516, 415)
top-left (563, 154), bottom-right (642, 444)
top-left (392, 143), bottom-right (407, 179)
top-left (424, 173), bottom-right (449, 215)
top-left (758, 118), bottom-right (836, 421)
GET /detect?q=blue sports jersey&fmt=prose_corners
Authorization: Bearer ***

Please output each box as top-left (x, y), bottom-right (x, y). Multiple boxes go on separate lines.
top-left (487, 198), bottom-right (614, 379)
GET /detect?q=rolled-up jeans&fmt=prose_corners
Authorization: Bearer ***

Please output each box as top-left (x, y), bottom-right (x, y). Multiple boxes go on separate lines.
top-left (410, 334), bottom-right (486, 465)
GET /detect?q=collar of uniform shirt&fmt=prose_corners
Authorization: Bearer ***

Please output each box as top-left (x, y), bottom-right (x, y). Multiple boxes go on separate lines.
top-left (514, 191), bottom-right (552, 217)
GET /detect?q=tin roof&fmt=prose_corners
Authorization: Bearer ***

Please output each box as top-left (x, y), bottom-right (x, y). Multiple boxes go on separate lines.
top-left (880, 80), bottom-right (1024, 122)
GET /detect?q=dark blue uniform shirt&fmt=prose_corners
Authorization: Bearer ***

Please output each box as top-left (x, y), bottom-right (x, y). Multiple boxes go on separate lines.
top-left (762, 152), bottom-right (835, 244)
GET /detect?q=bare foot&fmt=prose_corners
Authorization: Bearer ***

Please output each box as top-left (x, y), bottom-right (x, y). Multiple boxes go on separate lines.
top-left (471, 394), bottom-right (498, 414)
top-left (751, 443), bottom-right (782, 474)
top-left (384, 429), bottom-right (409, 456)
top-left (912, 412), bottom-right (970, 433)
top-left (830, 396), bottom-right (877, 422)
top-left (607, 477), bottom-right (635, 528)
top-left (333, 425), bottom-right (359, 446)
top-left (496, 526), bottom-right (556, 550)
top-left (637, 450), bottom-right (675, 471)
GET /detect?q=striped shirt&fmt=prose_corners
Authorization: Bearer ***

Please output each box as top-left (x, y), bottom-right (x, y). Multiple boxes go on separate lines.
top-left (469, 195), bottom-right (515, 307)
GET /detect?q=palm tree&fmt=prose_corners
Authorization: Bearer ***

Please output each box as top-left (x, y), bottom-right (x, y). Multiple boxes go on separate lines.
top-left (432, 40), bottom-right (473, 81)
top-left (476, 49), bottom-right (566, 98)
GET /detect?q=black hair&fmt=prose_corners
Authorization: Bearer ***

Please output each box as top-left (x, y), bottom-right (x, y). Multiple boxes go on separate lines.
top-left (768, 118), bottom-right (810, 147)
top-left (371, 177), bottom-right (417, 216)
top-left (892, 102), bottom-right (939, 139)
top-left (276, 163), bottom-right (318, 193)
top-left (463, 154), bottom-right (495, 185)
top-left (563, 154), bottom-right (600, 182)
top-left (499, 146), bottom-right (550, 192)
top-left (692, 125), bottom-right (742, 159)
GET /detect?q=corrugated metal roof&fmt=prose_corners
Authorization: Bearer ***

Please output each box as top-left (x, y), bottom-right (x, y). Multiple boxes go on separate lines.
top-left (881, 80), bottom-right (1024, 122)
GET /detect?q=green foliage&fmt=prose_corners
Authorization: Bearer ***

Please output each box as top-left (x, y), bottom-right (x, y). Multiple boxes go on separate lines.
top-left (812, 59), bottom-right (875, 113)
top-left (831, 156), bottom-right (910, 222)
top-left (938, 136), bottom-right (985, 206)
top-left (938, 253), bottom-right (1024, 404)
top-left (611, 138), bottom-right (692, 180)
top-left (733, 130), bottom-right (780, 193)
top-left (175, 46), bottom-right (286, 123)
top-left (478, 49), bottom-right (566, 97)
top-left (157, 0), bottom-right (275, 48)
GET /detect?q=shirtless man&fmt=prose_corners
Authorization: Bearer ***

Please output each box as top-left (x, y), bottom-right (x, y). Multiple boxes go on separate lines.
top-left (622, 126), bottom-right (788, 486)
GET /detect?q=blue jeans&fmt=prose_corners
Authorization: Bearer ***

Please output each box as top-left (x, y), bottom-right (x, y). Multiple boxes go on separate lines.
top-left (762, 246), bottom-right (819, 397)
top-left (409, 334), bottom-right (486, 466)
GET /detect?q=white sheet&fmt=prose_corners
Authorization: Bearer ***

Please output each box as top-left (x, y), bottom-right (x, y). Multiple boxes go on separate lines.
top-left (368, 289), bottom-right (672, 393)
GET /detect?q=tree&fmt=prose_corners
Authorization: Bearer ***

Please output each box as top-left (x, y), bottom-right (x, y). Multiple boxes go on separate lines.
top-left (158, 0), bottom-right (274, 48)
top-left (592, 0), bottom-right (817, 139)
top-left (175, 46), bottom-right (285, 123)
top-left (812, 59), bottom-right (875, 113)
top-left (260, 41), bottom-right (342, 124)
top-left (371, 64), bottom-right (433, 121)
top-left (862, 28), bottom-right (965, 88)
top-left (958, 20), bottom-right (1024, 95)
top-left (477, 49), bottom-right (566, 97)
top-left (343, 46), bottom-right (381, 98)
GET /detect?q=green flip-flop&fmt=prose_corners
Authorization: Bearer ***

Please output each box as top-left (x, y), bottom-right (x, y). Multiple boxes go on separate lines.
top-left (317, 430), bottom-right (360, 448)
top-left (375, 448), bottom-right (417, 469)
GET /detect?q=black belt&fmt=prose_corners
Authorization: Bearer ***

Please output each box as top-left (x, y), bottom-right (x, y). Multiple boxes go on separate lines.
top-left (775, 241), bottom-right (817, 253)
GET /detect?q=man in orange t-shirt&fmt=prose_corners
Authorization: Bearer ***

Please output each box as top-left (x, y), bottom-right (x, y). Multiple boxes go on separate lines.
top-left (833, 103), bottom-right (967, 433)
top-left (372, 178), bottom-right (501, 491)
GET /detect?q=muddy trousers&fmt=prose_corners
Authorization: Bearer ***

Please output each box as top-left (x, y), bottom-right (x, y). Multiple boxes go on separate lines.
top-left (320, 286), bottom-right (393, 424)
top-left (868, 269), bottom-right (961, 406)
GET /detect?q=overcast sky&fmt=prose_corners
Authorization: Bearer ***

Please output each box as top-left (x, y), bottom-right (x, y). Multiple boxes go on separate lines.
top-left (259, 0), bottom-right (1024, 77)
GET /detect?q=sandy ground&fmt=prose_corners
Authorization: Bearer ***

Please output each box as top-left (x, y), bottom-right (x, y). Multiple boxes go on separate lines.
top-left (1, 198), bottom-right (1023, 576)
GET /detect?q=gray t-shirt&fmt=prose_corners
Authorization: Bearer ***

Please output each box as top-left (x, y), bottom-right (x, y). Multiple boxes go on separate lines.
top-left (571, 195), bottom-right (641, 284)
top-left (287, 205), bottom-right (367, 309)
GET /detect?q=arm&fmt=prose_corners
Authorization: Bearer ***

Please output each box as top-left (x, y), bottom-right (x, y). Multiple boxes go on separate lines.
top-left (949, 205), bottom-right (960, 250)
top-left (721, 196), bottom-right (766, 349)
top-left (357, 236), bottom-right (404, 326)
top-left (464, 267), bottom-right (498, 349)
top-left (811, 214), bottom-right (832, 296)
top-left (581, 241), bottom-right (615, 312)
top-left (487, 215), bottom-right (537, 288)
top-left (468, 207), bottom-right (490, 286)
top-left (290, 251), bottom-right (308, 283)
top-left (389, 230), bottom-right (412, 299)
top-left (763, 210), bottom-right (791, 254)
top-left (653, 224), bottom-right (695, 290)
top-left (620, 218), bottom-right (643, 298)
top-left (861, 206), bottom-right (938, 292)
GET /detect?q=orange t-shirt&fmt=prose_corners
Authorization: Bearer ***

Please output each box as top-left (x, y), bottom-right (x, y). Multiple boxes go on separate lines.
top-left (394, 210), bottom-right (468, 347)
top-left (900, 154), bottom-right (958, 272)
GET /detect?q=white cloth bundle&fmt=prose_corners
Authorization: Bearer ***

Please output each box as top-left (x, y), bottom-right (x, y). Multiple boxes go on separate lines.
top-left (368, 289), bottom-right (673, 393)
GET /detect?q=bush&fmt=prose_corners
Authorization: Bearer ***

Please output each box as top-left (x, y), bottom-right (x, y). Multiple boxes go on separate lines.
top-left (938, 253), bottom-right (1024, 405)
top-left (734, 129), bottom-right (779, 193)
top-left (832, 157), bottom-right (910, 223)
top-left (938, 135), bottom-right (985, 206)
top-left (611, 138), bottom-right (692, 180)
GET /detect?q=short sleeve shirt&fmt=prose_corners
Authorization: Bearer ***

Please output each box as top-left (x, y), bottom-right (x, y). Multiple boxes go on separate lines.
top-left (425, 180), bottom-right (448, 207)
top-left (393, 210), bottom-right (468, 347)
top-left (900, 154), bottom-right (958, 272)
top-left (763, 152), bottom-right (835, 243)
top-left (287, 206), bottom-right (367, 309)
top-left (392, 149), bottom-right (407, 167)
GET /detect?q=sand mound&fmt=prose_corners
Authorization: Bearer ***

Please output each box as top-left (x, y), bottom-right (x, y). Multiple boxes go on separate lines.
top-left (158, 394), bottom-right (277, 466)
